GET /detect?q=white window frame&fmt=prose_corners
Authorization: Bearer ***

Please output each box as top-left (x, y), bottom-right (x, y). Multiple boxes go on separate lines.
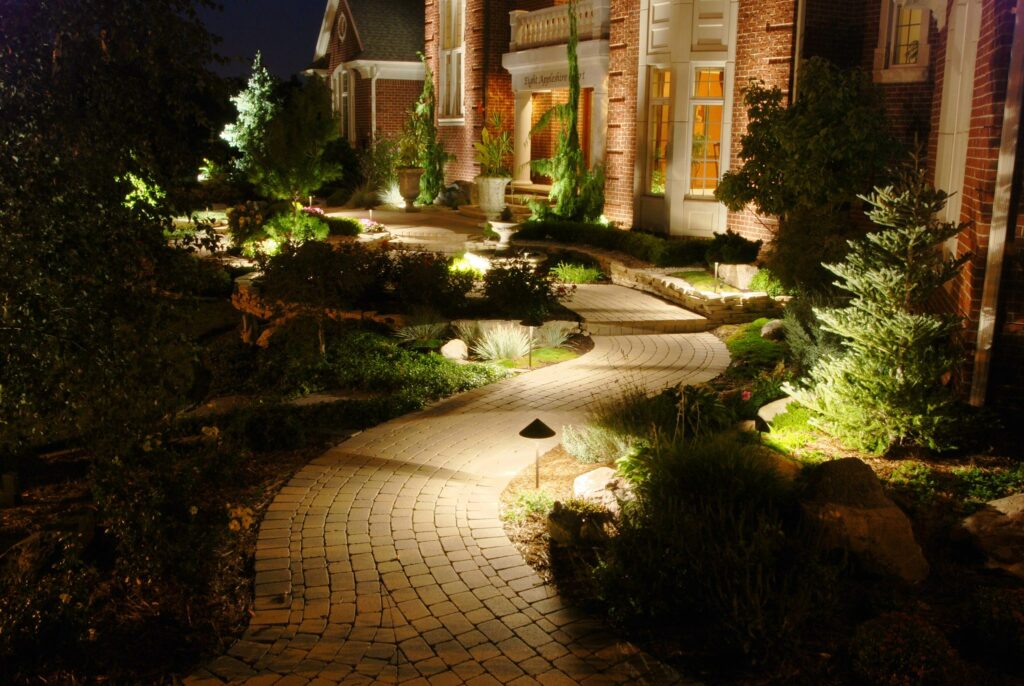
top-left (645, 66), bottom-right (673, 197)
top-left (331, 66), bottom-right (354, 141)
top-left (685, 63), bottom-right (726, 201)
top-left (873, 1), bottom-right (931, 83)
top-left (438, 0), bottom-right (465, 123)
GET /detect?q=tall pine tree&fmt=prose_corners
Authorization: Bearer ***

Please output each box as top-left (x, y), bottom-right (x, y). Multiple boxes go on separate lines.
top-left (789, 160), bottom-right (968, 454)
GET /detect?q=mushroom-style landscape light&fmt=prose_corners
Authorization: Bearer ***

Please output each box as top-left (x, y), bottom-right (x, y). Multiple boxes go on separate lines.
top-left (519, 418), bottom-right (555, 489)
top-left (519, 315), bottom-right (544, 369)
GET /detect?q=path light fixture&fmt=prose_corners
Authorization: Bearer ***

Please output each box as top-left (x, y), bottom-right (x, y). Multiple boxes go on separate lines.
top-left (520, 315), bottom-right (544, 369)
top-left (519, 418), bottom-right (555, 489)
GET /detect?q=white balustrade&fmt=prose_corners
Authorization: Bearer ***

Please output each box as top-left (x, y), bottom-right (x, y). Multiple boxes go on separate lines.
top-left (509, 0), bottom-right (610, 52)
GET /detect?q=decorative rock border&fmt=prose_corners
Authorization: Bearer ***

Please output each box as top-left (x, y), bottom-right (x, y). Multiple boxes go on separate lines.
top-left (513, 240), bottom-right (782, 325)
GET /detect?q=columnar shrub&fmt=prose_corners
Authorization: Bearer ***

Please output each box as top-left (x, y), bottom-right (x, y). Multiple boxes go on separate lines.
top-left (788, 161), bottom-right (967, 453)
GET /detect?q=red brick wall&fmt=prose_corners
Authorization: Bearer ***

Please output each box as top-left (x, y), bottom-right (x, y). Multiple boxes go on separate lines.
top-left (604, 0), bottom-right (640, 226)
top-left (942, 0), bottom-right (1022, 404)
top-left (425, 0), bottom-right (515, 185)
top-left (725, 0), bottom-right (796, 242)
top-left (353, 72), bottom-right (373, 143)
top-left (375, 79), bottom-right (424, 140)
top-left (325, 2), bottom-right (361, 73)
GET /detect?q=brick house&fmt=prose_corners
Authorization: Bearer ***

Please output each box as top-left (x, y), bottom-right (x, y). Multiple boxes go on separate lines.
top-left (315, 0), bottom-right (1022, 408)
top-left (310, 0), bottom-right (425, 144)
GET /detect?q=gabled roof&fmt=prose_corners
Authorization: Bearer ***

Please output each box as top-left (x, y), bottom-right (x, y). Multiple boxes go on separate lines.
top-left (313, 0), bottom-right (424, 65)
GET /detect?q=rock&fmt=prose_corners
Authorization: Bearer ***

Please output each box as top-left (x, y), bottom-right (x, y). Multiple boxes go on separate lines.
top-left (961, 493), bottom-right (1024, 579)
top-left (718, 263), bottom-right (760, 290)
top-left (547, 501), bottom-right (612, 546)
top-left (440, 339), bottom-right (469, 361)
top-left (756, 396), bottom-right (797, 430)
top-left (802, 458), bottom-right (929, 582)
top-left (760, 319), bottom-right (785, 340)
top-left (735, 419), bottom-right (758, 433)
top-left (573, 467), bottom-right (631, 515)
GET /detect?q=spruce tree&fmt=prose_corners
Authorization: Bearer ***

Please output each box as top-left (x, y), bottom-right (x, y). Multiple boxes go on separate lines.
top-left (789, 160), bottom-right (968, 454)
top-left (221, 53), bottom-right (278, 179)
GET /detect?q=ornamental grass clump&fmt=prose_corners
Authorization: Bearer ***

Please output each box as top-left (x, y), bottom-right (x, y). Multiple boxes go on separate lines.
top-left (787, 159), bottom-right (968, 454)
top-left (471, 323), bottom-right (532, 361)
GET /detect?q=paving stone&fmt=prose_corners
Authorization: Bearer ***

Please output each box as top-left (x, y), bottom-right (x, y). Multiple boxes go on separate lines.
top-left (191, 285), bottom-right (726, 684)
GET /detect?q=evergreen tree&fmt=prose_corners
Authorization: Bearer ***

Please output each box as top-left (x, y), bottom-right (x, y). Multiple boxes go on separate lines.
top-left (221, 53), bottom-right (278, 179)
top-left (413, 55), bottom-right (451, 204)
top-left (788, 161), bottom-right (968, 454)
top-left (249, 75), bottom-right (342, 202)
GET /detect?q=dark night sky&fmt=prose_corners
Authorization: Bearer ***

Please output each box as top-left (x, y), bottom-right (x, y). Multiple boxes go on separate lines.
top-left (200, 0), bottom-right (327, 79)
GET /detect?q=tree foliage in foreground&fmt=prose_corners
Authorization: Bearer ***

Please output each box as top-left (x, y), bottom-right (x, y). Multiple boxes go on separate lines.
top-left (788, 160), bottom-right (969, 454)
top-left (0, 0), bottom-right (222, 463)
top-left (716, 58), bottom-right (896, 291)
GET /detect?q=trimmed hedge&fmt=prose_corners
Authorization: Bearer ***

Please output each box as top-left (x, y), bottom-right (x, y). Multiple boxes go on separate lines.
top-left (513, 220), bottom-right (708, 267)
top-left (324, 216), bottom-right (363, 237)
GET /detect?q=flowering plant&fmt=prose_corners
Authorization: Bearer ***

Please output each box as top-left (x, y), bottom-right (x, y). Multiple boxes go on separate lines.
top-left (360, 218), bottom-right (386, 233)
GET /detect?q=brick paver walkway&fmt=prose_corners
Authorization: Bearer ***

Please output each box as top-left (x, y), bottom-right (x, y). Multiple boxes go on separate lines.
top-left (189, 258), bottom-right (729, 685)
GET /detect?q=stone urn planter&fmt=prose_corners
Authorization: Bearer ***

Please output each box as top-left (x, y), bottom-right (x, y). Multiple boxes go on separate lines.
top-left (489, 220), bottom-right (519, 247)
top-left (475, 175), bottom-right (511, 220)
top-left (397, 167), bottom-right (425, 212)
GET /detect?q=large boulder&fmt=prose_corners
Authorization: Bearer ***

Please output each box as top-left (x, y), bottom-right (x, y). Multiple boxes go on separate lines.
top-left (440, 338), bottom-right (469, 361)
top-left (801, 458), bottom-right (929, 582)
top-left (760, 319), bottom-right (785, 340)
top-left (573, 467), bottom-right (631, 515)
top-left (961, 493), bottom-right (1024, 579)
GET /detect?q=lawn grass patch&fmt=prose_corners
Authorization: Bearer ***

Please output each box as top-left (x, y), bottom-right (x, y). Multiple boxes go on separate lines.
top-left (725, 318), bottom-right (787, 373)
top-left (670, 269), bottom-right (740, 293)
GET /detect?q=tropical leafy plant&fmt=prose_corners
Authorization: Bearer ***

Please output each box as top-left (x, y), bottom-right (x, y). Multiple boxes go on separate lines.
top-left (475, 113), bottom-right (513, 177)
top-left (529, 0), bottom-right (605, 222)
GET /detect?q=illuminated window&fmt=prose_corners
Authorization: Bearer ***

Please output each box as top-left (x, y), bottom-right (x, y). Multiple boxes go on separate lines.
top-left (439, 0), bottom-right (465, 120)
top-left (891, 6), bottom-right (923, 66)
top-left (332, 68), bottom-right (351, 139)
top-left (689, 67), bottom-right (724, 197)
top-left (647, 68), bottom-right (672, 195)
top-left (874, 2), bottom-right (930, 81)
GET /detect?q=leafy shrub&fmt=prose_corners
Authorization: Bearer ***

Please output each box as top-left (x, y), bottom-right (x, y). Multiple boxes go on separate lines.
top-left (849, 613), bottom-right (966, 686)
top-left (705, 229), bottom-right (762, 265)
top-left (515, 220), bottom-right (708, 267)
top-left (533, 321), bottom-right (576, 349)
top-left (259, 241), bottom-right (391, 314)
top-left (783, 296), bottom-right (843, 374)
top-left (324, 216), bottom-right (363, 237)
top-left (748, 267), bottom-right (788, 296)
top-left (227, 200), bottom-right (268, 248)
top-left (599, 434), bottom-right (833, 661)
top-left (391, 252), bottom-right (474, 314)
top-left (347, 183), bottom-right (382, 209)
top-left (91, 438), bottom-right (234, 588)
top-left (550, 261), bottom-right (602, 284)
top-left (471, 322), bottom-right (532, 361)
top-left (562, 424), bottom-right (632, 465)
top-left (0, 534), bottom-right (98, 668)
top-left (503, 489), bottom-right (555, 524)
top-left (961, 587), bottom-right (1024, 668)
top-left (263, 211), bottom-right (329, 245)
top-left (359, 134), bottom-right (398, 192)
top-left (483, 256), bottom-right (574, 318)
top-left (158, 250), bottom-right (233, 298)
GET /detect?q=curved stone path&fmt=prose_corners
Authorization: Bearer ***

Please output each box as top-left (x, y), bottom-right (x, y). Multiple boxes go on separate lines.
top-left (190, 289), bottom-right (729, 686)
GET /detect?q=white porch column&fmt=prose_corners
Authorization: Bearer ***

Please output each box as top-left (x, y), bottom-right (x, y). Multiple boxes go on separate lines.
top-left (513, 90), bottom-right (533, 183)
top-left (589, 83), bottom-right (608, 166)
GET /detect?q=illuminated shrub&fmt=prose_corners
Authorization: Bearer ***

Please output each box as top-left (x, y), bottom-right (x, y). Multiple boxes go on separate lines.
top-left (483, 256), bottom-right (574, 318)
top-left (391, 252), bottom-right (474, 313)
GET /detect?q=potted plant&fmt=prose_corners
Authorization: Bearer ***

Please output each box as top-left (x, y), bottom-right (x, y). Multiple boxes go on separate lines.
top-left (396, 117), bottom-right (425, 212)
top-left (474, 113), bottom-right (513, 219)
